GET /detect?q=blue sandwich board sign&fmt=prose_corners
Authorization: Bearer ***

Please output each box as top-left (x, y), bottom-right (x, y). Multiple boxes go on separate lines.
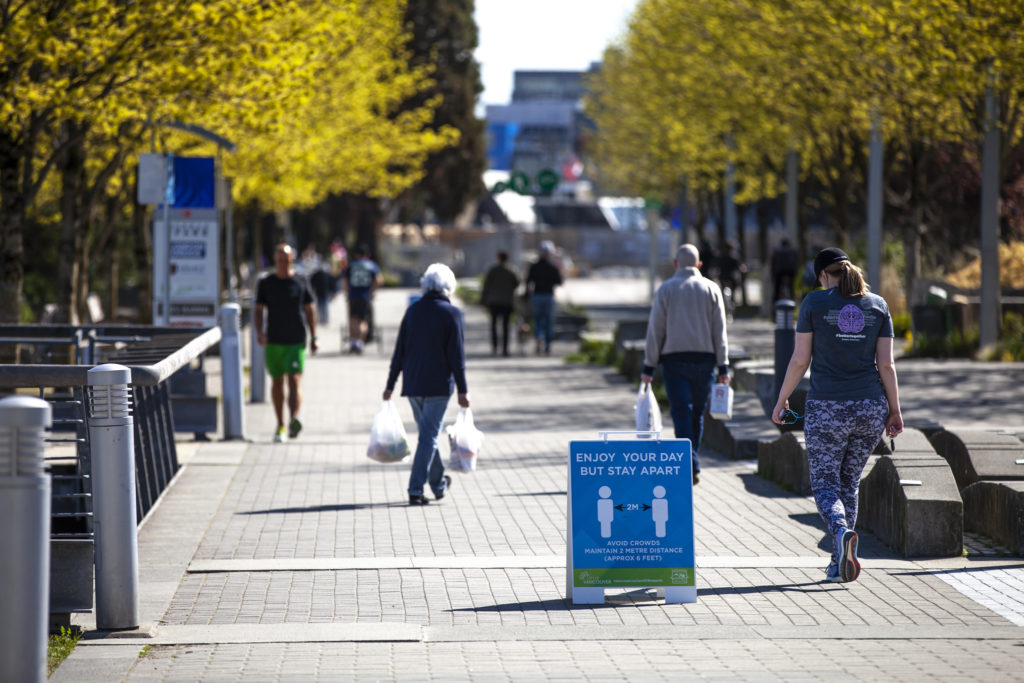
top-left (566, 437), bottom-right (696, 604)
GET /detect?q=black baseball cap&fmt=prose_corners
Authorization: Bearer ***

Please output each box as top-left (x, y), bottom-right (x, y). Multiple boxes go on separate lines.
top-left (814, 247), bottom-right (850, 280)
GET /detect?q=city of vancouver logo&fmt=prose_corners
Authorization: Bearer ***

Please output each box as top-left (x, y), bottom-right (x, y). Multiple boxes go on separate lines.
top-left (837, 304), bottom-right (866, 334)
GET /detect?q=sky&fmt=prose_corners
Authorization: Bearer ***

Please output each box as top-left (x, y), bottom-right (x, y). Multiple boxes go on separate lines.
top-left (473, 0), bottom-right (638, 107)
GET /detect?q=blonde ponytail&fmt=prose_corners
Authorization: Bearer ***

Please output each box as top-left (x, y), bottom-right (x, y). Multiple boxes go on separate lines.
top-left (828, 261), bottom-right (869, 297)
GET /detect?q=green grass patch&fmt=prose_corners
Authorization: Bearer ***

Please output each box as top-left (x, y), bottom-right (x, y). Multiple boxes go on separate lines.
top-left (48, 626), bottom-right (82, 675)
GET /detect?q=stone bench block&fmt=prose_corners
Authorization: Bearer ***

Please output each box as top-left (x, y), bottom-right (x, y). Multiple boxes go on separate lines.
top-left (704, 391), bottom-right (781, 460)
top-left (928, 428), bottom-right (1024, 490)
top-left (961, 481), bottom-right (1024, 555)
top-left (613, 319), bottom-right (648, 351)
top-left (857, 430), bottom-right (963, 557)
top-left (619, 340), bottom-right (645, 383)
top-left (758, 431), bottom-right (811, 495)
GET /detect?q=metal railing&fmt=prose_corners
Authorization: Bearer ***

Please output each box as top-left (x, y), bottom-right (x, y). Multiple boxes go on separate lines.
top-left (0, 318), bottom-right (243, 643)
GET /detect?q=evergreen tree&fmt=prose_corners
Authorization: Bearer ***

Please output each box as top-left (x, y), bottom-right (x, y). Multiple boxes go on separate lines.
top-left (398, 0), bottom-right (486, 225)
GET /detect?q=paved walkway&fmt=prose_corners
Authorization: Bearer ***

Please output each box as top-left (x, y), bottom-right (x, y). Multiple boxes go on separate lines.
top-left (53, 284), bottom-right (1024, 681)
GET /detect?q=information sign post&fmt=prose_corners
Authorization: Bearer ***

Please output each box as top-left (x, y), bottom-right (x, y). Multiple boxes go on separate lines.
top-left (566, 435), bottom-right (696, 604)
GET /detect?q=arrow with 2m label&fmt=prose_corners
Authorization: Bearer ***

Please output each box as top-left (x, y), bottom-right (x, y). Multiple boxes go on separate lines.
top-left (614, 503), bottom-right (652, 511)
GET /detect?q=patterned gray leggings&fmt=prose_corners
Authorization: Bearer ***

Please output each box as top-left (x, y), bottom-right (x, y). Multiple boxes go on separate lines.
top-left (804, 397), bottom-right (888, 553)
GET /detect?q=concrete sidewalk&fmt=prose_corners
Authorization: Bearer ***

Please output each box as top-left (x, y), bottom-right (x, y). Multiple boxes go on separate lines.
top-left (53, 285), bottom-right (1024, 681)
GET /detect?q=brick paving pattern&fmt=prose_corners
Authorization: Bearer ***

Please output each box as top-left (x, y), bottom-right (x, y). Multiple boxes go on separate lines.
top-left (54, 287), bottom-right (1024, 682)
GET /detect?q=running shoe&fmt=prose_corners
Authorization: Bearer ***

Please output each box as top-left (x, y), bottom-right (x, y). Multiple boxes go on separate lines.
top-left (288, 417), bottom-right (302, 439)
top-left (824, 562), bottom-right (841, 583)
top-left (274, 426), bottom-right (287, 443)
top-left (836, 528), bottom-right (861, 583)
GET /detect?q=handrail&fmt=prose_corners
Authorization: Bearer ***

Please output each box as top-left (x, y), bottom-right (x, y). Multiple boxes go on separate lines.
top-left (0, 326), bottom-right (221, 387)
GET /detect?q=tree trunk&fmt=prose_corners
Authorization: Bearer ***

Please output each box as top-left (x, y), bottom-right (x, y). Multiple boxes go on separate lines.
top-left (0, 130), bottom-right (28, 324)
top-left (57, 121), bottom-right (86, 324)
top-left (108, 194), bottom-right (121, 319)
top-left (756, 199), bottom-right (771, 315)
top-left (133, 200), bottom-right (153, 324)
top-left (737, 203), bottom-right (748, 307)
top-left (355, 196), bottom-right (382, 260)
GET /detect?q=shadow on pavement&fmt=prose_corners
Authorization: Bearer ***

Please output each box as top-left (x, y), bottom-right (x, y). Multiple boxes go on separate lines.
top-left (737, 472), bottom-right (800, 499)
top-left (495, 490), bottom-right (566, 497)
top-left (237, 503), bottom-right (397, 514)
top-left (699, 581), bottom-right (838, 595)
top-left (891, 562), bottom-right (1024, 577)
top-left (452, 582), bottom-right (838, 615)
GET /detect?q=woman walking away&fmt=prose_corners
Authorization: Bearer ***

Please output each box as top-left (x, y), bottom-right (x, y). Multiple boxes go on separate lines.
top-left (383, 264), bottom-right (469, 505)
top-left (771, 248), bottom-right (903, 584)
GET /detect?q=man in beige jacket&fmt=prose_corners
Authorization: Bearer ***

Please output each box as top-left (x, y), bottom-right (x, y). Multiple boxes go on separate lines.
top-left (641, 243), bottom-right (731, 485)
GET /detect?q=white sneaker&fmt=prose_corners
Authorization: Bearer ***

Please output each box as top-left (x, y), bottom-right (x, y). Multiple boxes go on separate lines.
top-left (273, 426), bottom-right (287, 443)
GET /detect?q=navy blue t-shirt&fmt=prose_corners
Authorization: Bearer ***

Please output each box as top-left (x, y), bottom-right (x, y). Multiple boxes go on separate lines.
top-left (344, 259), bottom-right (380, 300)
top-left (797, 288), bottom-right (893, 401)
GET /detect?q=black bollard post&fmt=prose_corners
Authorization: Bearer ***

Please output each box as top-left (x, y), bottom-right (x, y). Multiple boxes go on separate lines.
top-left (773, 299), bottom-right (796, 404)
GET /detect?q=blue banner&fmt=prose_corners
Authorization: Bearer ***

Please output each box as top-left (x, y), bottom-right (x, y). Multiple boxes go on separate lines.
top-left (569, 439), bottom-right (695, 587)
top-left (172, 156), bottom-right (216, 208)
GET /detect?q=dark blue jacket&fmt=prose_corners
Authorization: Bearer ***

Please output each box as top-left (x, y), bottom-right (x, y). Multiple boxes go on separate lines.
top-left (386, 291), bottom-right (468, 397)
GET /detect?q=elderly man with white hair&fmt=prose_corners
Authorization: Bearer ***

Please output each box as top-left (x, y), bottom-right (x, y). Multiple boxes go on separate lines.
top-left (641, 243), bottom-right (730, 485)
top-left (383, 263), bottom-right (470, 505)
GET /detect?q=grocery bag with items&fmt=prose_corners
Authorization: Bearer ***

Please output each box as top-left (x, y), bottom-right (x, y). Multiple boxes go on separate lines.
top-left (446, 407), bottom-right (483, 473)
top-left (367, 400), bottom-right (411, 463)
top-left (709, 383), bottom-right (734, 420)
top-left (634, 381), bottom-right (663, 434)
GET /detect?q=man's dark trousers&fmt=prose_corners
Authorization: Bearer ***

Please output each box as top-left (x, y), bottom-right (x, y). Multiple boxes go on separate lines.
top-left (659, 356), bottom-right (716, 474)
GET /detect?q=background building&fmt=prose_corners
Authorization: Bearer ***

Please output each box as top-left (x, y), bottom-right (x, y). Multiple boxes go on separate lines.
top-left (485, 65), bottom-right (598, 182)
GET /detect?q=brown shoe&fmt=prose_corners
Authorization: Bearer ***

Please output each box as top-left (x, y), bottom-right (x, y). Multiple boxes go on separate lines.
top-left (692, 472), bottom-right (700, 486)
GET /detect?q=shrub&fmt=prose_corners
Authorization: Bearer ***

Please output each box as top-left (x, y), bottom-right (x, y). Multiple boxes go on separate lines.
top-left (905, 327), bottom-right (979, 358)
top-left (891, 312), bottom-right (911, 338)
top-left (565, 338), bottom-right (618, 366)
top-left (994, 312), bottom-right (1024, 361)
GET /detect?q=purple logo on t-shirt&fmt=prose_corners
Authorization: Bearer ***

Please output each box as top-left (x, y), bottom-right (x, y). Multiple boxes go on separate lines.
top-left (837, 304), bottom-right (866, 333)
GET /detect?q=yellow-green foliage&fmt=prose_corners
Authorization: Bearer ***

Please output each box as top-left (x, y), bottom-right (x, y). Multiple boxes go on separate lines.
top-left (585, 0), bottom-right (1024, 206)
top-left (1, 0), bottom-right (456, 211)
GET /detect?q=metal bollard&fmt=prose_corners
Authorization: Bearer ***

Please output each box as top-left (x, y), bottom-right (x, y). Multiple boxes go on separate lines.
top-left (773, 299), bottom-right (797, 404)
top-left (221, 303), bottom-right (245, 439)
top-left (0, 396), bottom-right (52, 683)
top-left (250, 298), bottom-right (266, 404)
top-left (88, 364), bottom-right (139, 630)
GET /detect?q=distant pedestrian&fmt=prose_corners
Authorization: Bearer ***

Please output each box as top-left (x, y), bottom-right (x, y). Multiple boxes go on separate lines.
top-left (641, 244), bottom-right (730, 485)
top-left (383, 263), bottom-right (469, 506)
top-left (343, 244), bottom-right (380, 354)
top-left (771, 238), bottom-right (799, 302)
top-left (526, 241), bottom-right (563, 355)
top-left (772, 247), bottom-right (904, 584)
top-left (255, 243), bottom-right (318, 442)
top-left (310, 265), bottom-right (336, 325)
top-left (480, 250), bottom-right (520, 357)
top-left (698, 238), bottom-right (717, 280)
top-left (716, 240), bottom-right (746, 319)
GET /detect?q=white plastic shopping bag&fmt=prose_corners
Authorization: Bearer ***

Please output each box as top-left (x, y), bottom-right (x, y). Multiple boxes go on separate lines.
top-left (709, 383), bottom-right (734, 420)
top-left (367, 400), bottom-right (411, 463)
top-left (446, 407), bottom-right (484, 473)
top-left (634, 381), bottom-right (663, 434)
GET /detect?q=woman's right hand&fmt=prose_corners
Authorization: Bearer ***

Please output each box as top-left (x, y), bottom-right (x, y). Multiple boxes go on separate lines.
top-left (771, 399), bottom-right (790, 425)
top-left (885, 411), bottom-right (904, 438)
